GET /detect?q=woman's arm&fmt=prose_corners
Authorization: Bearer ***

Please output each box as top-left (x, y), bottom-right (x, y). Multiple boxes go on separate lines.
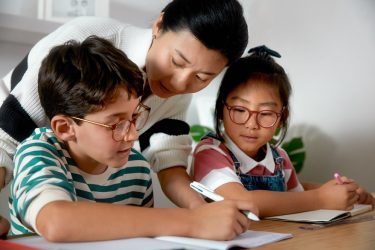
top-left (140, 94), bottom-right (202, 208)
top-left (158, 166), bottom-right (206, 209)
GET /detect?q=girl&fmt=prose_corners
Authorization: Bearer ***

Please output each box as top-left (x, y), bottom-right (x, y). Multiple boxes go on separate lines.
top-left (192, 45), bottom-right (374, 217)
top-left (0, 0), bottom-right (248, 210)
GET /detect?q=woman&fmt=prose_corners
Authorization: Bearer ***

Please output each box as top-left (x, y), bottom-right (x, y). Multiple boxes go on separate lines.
top-left (0, 0), bottom-right (248, 210)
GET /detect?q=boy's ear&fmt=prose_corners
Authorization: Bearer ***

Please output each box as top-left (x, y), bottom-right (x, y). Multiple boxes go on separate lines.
top-left (50, 115), bottom-right (76, 141)
top-left (152, 12), bottom-right (164, 38)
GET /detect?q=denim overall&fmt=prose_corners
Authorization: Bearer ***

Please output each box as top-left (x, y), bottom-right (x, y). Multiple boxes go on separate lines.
top-left (228, 147), bottom-right (286, 192)
top-left (203, 133), bottom-right (286, 192)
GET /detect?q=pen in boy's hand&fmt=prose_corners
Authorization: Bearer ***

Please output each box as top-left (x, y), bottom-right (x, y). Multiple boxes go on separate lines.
top-left (334, 172), bottom-right (344, 184)
top-left (190, 181), bottom-right (260, 221)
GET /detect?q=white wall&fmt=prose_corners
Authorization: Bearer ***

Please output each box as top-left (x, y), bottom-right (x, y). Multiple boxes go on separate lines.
top-left (0, 0), bottom-right (374, 220)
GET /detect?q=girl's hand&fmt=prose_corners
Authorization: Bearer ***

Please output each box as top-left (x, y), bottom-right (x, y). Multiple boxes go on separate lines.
top-left (356, 187), bottom-right (375, 206)
top-left (317, 178), bottom-right (359, 210)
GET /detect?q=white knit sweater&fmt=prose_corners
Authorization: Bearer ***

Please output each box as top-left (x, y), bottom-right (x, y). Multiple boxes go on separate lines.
top-left (0, 16), bottom-right (193, 184)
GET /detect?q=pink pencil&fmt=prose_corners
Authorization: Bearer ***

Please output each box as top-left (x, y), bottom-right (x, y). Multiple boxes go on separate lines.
top-left (334, 172), bottom-right (344, 184)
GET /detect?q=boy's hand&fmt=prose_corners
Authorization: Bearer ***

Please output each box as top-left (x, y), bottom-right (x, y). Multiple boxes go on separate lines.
top-left (317, 178), bottom-right (359, 210)
top-left (189, 200), bottom-right (257, 240)
top-left (0, 167), bottom-right (6, 191)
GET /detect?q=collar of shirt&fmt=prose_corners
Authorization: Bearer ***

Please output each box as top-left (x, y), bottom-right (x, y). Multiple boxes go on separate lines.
top-left (223, 132), bottom-right (276, 174)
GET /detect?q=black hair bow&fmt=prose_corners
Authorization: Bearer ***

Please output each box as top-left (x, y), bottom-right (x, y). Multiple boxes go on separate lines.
top-left (248, 45), bottom-right (281, 58)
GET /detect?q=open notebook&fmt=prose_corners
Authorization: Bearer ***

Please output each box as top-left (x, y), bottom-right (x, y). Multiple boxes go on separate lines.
top-left (9, 230), bottom-right (292, 250)
top-left (266, 204), bottom-right (373, 224)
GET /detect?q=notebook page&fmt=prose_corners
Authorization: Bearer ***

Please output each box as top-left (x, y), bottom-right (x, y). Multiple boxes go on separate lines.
top-left (156, 230), bottom-right (293, 250)
top-left (349, 204), bottom-right (373, 216)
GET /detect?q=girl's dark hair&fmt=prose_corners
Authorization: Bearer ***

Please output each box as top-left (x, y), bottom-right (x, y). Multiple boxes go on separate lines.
top-left (38, 35), bottom-right (144, 120)
top-left (214, 45), bottom-right (292, 145)
top-left (161, 0), bottom-right (248, 65)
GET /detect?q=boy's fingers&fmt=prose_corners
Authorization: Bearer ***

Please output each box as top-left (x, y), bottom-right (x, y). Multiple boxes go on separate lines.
top-left (235, 214), bottom-right (248, 234)
top-left (235, 200), bottom-right (259, 220)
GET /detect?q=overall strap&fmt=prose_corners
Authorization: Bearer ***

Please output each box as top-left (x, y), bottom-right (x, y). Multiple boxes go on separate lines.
top-left (270, 145), bottom-right (284, 166)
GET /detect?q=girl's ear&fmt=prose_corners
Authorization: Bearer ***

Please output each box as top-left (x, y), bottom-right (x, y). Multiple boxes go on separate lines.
top-left (152, 12), bottom-right (164, 38)
top-left (277, 117), bottom-right (285, 128)
top-left (50, 115), bottom-right (76, 141)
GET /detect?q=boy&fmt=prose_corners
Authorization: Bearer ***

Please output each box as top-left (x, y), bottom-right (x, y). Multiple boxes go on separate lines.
top-left (9, 36), bottom-right (253, 242)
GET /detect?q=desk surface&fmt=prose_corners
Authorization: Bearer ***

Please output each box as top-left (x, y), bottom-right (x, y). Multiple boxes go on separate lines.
top-left (6, 198), bottom-right (375, 250)
top-left (250, 209), bottom-right (375, 250)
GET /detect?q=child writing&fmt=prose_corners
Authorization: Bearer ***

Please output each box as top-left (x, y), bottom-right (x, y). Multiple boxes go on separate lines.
top-left (192, 45), bottom-right (374, 217)
top-left (9, 36), bottom-right (255, 242)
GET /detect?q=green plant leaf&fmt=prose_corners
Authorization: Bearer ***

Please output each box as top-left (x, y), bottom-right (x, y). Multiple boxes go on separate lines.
top-left (288, 152), bottom-right (306, 173)
top-left (281, 137), bottom-right (304, 152)
top-left (189, 124), bottom-right (214, 142)
top-left (280, 137), bottom-right (305, 173)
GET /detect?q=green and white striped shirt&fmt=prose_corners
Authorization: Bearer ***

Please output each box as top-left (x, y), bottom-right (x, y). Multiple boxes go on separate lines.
top-left (10, 128), bottom-right (153, 235)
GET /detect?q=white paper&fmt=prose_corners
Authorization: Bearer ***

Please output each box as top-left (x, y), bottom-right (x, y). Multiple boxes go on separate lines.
top-left (11, 236), bottom-right (208, 250)
top-left (11, 230), bottom-right (292, 250)
top-left (266, 204), bottom-right (373, 224)
top-left (156, 230), bottom-right (292, 250)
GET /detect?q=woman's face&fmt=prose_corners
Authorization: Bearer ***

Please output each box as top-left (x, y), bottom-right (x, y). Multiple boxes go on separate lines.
top-left (146, 20), bottom-right (227, 98)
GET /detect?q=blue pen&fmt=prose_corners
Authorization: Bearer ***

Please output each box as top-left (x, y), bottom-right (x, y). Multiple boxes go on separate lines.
top-left (190, 181), bottom-right (259, 221)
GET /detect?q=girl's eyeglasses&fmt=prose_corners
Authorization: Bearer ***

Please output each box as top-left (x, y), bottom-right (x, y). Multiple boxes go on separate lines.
top-left (224, 103), bottom-right (283, 128)
top-left (71, 103), bottom-right (150, 142)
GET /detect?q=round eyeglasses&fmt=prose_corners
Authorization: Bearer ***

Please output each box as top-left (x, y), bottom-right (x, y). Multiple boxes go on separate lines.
top-left (71, 103), bottom-right (150, 142)
top-left (224, 103), bottom-right (283, 128)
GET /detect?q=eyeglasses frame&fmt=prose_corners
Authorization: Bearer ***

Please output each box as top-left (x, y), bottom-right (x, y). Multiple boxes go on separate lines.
top-left (71, 103), bottom-right (150, 142)
top-left (224, 103), bottom-right (284, 128)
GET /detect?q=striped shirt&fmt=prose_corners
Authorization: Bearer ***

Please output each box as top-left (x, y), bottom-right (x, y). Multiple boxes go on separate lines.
top-left (9, 127), bottom-right (153, 235)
